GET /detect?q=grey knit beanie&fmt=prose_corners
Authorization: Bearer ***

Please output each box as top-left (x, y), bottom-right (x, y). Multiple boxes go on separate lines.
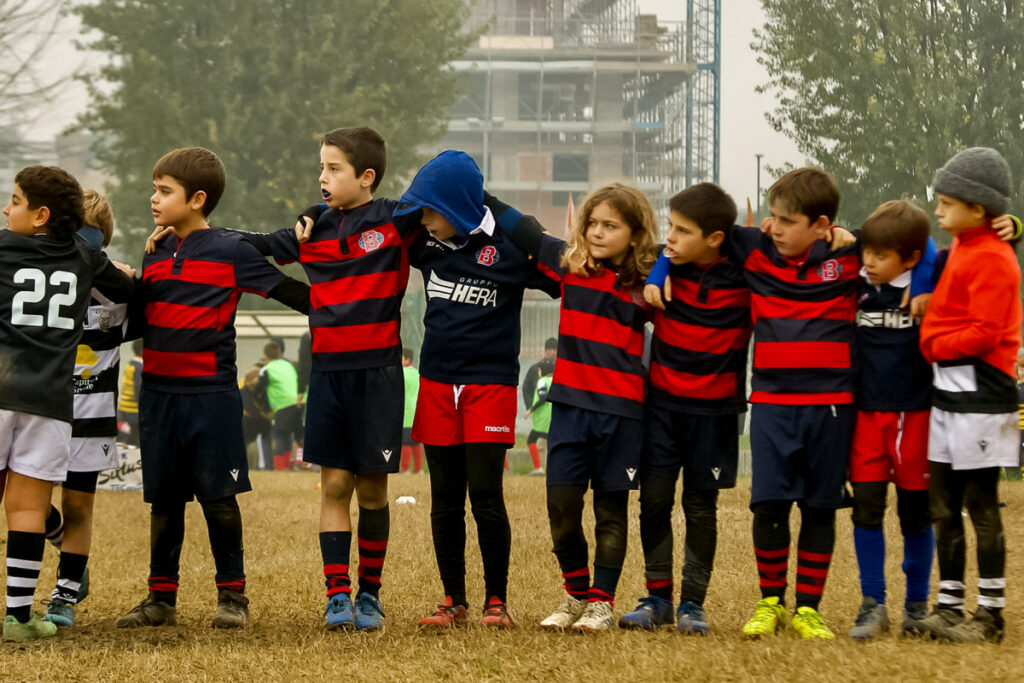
top-left (932, 147), bottom-right (1012, 216)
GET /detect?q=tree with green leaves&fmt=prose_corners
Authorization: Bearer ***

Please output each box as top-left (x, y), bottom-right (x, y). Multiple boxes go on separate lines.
top-left (754, 1), bottom-right (1024, 234)
top-left (76, 0), bottom-right (472, 260)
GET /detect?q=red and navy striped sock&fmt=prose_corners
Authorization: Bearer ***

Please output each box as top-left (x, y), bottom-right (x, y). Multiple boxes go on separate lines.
top-left (357, 505), bottom-right (389, 598)
top-left (590, 565), bottom-right (622, 604)
top-left (319, 531), bottom-right (352, 598)
top-left (148, 575), bottom-right (179, 606)
top-left (754, 546), bottom-right (788, 600)
top-left (646, 575), bottom-right (673, 602)
top-left (562, 568), bottom-right (590, 600)
top-left (795, 507), bottom-right (835, 609)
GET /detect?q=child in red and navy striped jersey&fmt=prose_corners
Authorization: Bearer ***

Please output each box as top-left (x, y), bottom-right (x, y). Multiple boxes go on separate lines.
top-left (618, 183), bottom-right (750, 636)
top-left (649, 168), bottom-right (860, 639)
top-left (118, 147), bottom-right (309, 631)
top-left (493, 184), bottom-right (659, 632)
top-left (235, 131), bottom-right (521, 631)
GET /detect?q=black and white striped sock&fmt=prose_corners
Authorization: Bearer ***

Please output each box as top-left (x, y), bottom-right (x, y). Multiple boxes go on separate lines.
top-left (53, 552), bottom-right (88, 604)
top-left (44, 505), bottom-right (64, 548)
top-left (6, 530), bottom-right (45, 623)
top-left (978, 577), bottom-right (1006, 613)
top-left (937, 579), bottom-right (966, 613)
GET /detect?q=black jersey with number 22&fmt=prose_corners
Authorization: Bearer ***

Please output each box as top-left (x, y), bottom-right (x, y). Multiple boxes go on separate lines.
top-left (0, 231), bottom-right (134, 423)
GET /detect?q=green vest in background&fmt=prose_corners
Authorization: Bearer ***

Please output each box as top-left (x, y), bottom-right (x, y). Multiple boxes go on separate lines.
top-left (403, 365), bottom-right (420, 429)
top-left (531, 375), bottom-right (552, 434)
top-left (264, 358), bottom-right (298, 413)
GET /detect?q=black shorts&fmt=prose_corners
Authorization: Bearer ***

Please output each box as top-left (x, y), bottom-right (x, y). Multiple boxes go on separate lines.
top-left (642, 407), bottom-right (738, 489)
top-left (401, 427), bottom-right (418, 447)
top-left (546, 403), bottom-right (643, 492)
top-left (139, 388), bottom-right (251, 504)
top-left (527, 429), bottom-right (548, 444)
top-left (272, 404), bottom-right (304, 455)
top-left (749, 403), bottom-right (854, 509)
top-left (304, 366), bottom-right (403, 474)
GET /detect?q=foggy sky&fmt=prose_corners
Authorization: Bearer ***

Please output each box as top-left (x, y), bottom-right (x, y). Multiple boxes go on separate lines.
top-left (17, 0), bottom-right (801, 207)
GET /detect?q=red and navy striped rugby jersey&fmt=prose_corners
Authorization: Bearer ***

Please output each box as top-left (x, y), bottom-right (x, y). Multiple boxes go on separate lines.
top-left (649, 256), bottom-right (752, 414)
top-left (140, 228), bottom-right (304, 393)
top-left (535, 235), bottom-right (651, 420)
top-left (729, 227), bottom-right (861, 405)
top-left (261, 200), bottom-right (419, 371)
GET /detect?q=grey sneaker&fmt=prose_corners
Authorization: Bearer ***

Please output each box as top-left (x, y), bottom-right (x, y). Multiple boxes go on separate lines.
top-left (901, 601), bottom-right (929, 636)
top-left (117, 595), bottom-right (176, 628)
top-left (572, 600), bottom-right (616, 632)
top-left (918, 606), bottom-right (966, 640)
top-left (849, 596), bottom-right (890, 641)
top-left (940, 606), bottom-right (1004, 644)
top-left (211, 590), bottom-right (249, 629)
top-left (540, 594), bottom-right (586, 630)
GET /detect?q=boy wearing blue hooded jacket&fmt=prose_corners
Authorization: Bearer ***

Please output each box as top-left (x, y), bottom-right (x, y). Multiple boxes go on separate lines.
top-left (395, 151), bottom-right (559, 629)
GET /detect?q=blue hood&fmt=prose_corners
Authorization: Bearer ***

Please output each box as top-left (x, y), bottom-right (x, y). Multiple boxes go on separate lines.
top-left (394, 151), bottom-right (485, 237)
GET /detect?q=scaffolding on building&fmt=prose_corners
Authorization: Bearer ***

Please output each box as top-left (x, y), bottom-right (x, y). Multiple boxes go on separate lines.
top-left (433, 0), bottom-right (721, 236)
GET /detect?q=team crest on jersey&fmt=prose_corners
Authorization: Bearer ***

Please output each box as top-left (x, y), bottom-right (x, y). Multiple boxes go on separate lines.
top-left (358, 230), bottom-right (386, 253)
top-left (476, 245), bottom-right (499, 266)
top-left (818, 259), bottom-right (843, 281)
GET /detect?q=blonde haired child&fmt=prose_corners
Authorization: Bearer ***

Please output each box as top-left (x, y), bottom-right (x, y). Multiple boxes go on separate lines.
top-left (490, 183), bottom-right (658, 631)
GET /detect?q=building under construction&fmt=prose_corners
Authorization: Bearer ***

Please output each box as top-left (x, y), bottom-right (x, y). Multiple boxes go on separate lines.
top-left (431, 0), bottom-right (721, 235)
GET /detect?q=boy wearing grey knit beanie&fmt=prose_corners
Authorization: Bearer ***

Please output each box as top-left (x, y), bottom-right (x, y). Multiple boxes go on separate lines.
top-left (917, 146), bottom-right (1020, 644)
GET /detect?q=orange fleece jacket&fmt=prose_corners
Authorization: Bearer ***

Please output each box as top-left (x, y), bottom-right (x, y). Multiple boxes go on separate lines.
top-left (919, 225), bottom-right (1022, 376)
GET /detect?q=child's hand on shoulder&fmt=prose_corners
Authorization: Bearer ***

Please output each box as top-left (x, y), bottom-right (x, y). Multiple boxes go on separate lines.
top-left (112, 260), bottom-right (137, 278)
top-left (826, 226), bottom-right (856, 250)
top-left (294, 216), bottom-right (314, 243)
top-left (992, 214), bottom-right (1021, 241)
top-left (145, 225), bottom-right (175, 254)
top-left (759, 216), bottom-right (772, 233)
top-left (643, 281), bottom-right (672, 310)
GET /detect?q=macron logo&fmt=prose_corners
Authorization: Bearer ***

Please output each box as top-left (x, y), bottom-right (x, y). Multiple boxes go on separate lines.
top-left (625, 468), bottom-right (637, 481)
top-left (382, 449), bottom-right (393, 462)
top-left (484, 425), bottom-right (511, 433)
top-left (229, 469), bottom-right (239, 481)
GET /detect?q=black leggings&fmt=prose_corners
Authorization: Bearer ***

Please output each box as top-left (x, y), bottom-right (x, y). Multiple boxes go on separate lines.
top-left (547, 485), bottom-right (629, 574)
top-left (930, 463), bottom-right (1004, 583)
top-left (639, 475), bottom-right (718, 604)
top-left (150, 496), bottom-right (245, 589)
top-left (425, 443), bottom-right (510, 606)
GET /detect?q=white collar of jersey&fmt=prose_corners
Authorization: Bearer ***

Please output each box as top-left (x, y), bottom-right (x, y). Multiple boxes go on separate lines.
top-left (435, 206), bottom-right (495, 250)
top-left (859, 265), bottom-right (912, 288)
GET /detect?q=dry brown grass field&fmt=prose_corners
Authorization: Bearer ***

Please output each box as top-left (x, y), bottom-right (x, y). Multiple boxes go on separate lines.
top-left (1, 472), bottom-right (1022, 682)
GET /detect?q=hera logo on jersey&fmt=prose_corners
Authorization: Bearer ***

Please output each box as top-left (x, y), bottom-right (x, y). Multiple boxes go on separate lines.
top-left (426, 272), bottom-right (497, 307)
top-left (358, 230), bottom-right (386, 253)
top-left (476, 246), bottom-right (499, 266)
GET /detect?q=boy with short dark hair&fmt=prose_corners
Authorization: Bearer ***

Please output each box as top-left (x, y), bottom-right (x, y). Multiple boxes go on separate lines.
top-left (736, 168), bottom-right (861, 640)
top-left (621, 182), bottom-right (750, 635)
top-left (649, 168), bottom-right (861, 639)
top-left (118, 147), bottom-right (309, 630)
top-left (235, 127), bottom-right (416, 630)
top-left (847, 200), bottom-right (935, 640)
top-left (1, 166), bottom-right (134, 641)
top-left (918, 147), bottom-right (1020, 644)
